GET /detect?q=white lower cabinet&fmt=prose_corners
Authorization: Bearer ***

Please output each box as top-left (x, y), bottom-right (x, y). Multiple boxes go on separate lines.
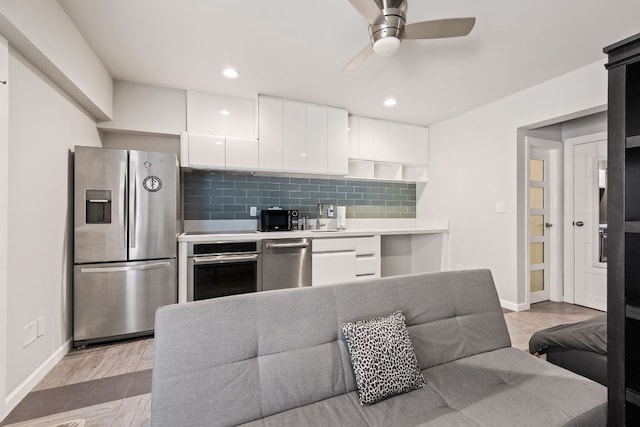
top-left (312, 236), bottom-right (379, 286)
top-left (312, 251), bottom-right (357, 286)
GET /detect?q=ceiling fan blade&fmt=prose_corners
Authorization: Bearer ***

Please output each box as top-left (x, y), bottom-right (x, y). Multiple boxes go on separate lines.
top-left (403, 17), bottom-right (476, 39)
top-left (348, 0), bottom-right (383, 25)
top-left (343, 44), bottom-right (374, 72)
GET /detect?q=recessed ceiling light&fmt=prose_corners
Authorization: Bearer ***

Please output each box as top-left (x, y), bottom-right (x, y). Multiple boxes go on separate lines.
top-left (220, 110), bottom-right (230, 116)
top-left (384, 98), bottom-right (397, 107)
top-left (222, 68), bottom-right (239, 79)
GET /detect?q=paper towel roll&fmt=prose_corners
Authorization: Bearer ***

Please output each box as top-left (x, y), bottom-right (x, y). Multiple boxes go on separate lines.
top-left (337, 206), bottom-right (347, 230)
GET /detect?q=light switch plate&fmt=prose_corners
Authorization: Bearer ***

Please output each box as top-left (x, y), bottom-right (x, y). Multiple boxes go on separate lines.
top-left (24, 321), bottom-right (37, 347)
top-left (495, 202), bottom-right (506, 213)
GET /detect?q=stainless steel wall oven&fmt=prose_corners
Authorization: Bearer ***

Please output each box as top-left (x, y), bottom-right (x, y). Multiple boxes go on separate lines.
top-left (187, 240), bottom-right (262, 301)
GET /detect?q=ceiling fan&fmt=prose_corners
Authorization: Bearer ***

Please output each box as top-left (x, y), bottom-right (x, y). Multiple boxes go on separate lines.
top-left (344, 0), bottom-right (476, 71)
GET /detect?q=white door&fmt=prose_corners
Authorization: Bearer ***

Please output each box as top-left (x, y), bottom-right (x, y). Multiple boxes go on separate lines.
top-left (573, 140), bottom-right (607, 311)
top-left (529, 148), bottom-right (551, 303)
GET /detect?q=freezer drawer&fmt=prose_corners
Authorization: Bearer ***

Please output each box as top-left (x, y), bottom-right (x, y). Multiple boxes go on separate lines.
top-left (73, 259), bottom-right (176, 346)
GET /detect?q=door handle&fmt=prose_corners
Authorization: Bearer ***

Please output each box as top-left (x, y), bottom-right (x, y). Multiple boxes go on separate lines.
top-left (574, 221), bottom-right (584, 227)
top-left (80, 261), bottom-right (171, 273)
top-left (545, 222), bottom-right (553, 228)
top-left (266, 242), bottom-right (309, 249)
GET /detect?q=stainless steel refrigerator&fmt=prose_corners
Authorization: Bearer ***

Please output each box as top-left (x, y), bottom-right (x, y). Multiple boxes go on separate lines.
top-left (73, 146), bottom-right (177, 346)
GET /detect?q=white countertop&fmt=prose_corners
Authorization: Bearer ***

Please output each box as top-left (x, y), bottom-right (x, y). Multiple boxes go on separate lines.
top-left (178, 226), bottom-right (448, 242)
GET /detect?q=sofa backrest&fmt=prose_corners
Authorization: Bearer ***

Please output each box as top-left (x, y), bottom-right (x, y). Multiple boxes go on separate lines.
top-left (151, 269), bottom-right (511, 427)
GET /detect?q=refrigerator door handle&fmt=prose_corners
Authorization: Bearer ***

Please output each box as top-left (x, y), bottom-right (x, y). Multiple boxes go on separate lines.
top-left (80, 261), bottom-right (171, 274)
top-left (130, 162), bottom-right (137, 249)
top-left (120, 161), bottom-right (127, 249)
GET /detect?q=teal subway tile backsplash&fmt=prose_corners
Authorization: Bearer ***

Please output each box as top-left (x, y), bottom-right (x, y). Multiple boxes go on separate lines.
top-left (183, 172), bottom-right (416, 220)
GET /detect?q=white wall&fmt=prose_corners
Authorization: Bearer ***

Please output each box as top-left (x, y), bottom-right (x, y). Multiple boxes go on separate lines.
top-left (0, 0), bottom-right (112, 120)
top-left (417, 60), bottom-right (608, 307)
top-left (0, 35), bottom-right (8, 421)
top-left (97, 80), bottom-right (186, 135)
top-left (5, 48), bottom-right (101, 406)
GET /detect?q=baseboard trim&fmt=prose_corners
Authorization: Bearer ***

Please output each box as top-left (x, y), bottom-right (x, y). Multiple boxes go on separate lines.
top-left (3, 338), bottom-right (72, 420)
top-left (501, 300), bottom-right (530, 312)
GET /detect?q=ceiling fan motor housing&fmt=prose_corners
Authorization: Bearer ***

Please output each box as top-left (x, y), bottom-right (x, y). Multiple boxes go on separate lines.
top-left (369, 7), bottom-right (406, 44)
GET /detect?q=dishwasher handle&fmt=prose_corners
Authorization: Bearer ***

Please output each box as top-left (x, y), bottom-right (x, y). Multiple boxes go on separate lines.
top-left (193, 254), bottom-right (258, 265)
top-left (265, 242), bottom-right (309, 249)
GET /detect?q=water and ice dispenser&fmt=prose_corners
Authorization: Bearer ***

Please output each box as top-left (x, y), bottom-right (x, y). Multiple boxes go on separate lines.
top-left (85, 189), bottom-right (112, 224)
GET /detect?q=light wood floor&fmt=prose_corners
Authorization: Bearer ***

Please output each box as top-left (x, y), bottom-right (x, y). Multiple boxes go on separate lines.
top-left (1, 301), bottom-right (603, 427)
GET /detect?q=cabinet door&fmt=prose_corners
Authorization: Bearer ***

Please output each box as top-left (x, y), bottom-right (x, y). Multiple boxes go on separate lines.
top-left (187, 91), bottom-right (254, 139)
top-left (358, 117), bottom-right (377, 160)
top-left (348, 115), bottom-right (359, 158)
top-left (283, 100), bottom-right (307, 173)
top-left (328, 107), bottom-right (348, 175)
top-left (226, 137), bottom-right (259, 170)
top-left (306, 104), bottom-right (328, 174)
top-left (187, 133), bottom-right (225, 169)
top-left (386, 121), bottom-right (404, 163)
top-left (312, 252), bottom-right (356, 285)
top-left (258, 96), bottom-right (283, 171)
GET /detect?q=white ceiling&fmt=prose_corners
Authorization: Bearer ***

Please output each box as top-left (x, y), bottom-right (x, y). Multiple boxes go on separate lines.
top-left (59, 0), bottom-right (640, 126)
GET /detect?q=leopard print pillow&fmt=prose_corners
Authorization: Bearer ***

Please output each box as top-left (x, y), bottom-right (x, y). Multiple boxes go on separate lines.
top-left (341, 310), bottom-right (426, 405)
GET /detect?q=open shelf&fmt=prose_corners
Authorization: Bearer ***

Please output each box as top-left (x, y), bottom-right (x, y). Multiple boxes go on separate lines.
top-left (347, 159), bottom-right (427, 182)
top-left (627, 389), bottom-right (640, 407)
top-left (626, 221), bottom-right (640, 233)
top-left (627, 304), bottom-right (640, 321)
top-left (628, 135), bottom-right (640, 149)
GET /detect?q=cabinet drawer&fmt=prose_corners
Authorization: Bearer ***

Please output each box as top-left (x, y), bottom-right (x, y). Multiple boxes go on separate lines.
top-left (355, 236), bottom-right (377, 255)
top-left (312, 252), bottom-right (356, 285)
top-left (312, 237), bottom-right (356, 253)
top-left (356, 256), bottom-right (377, 276)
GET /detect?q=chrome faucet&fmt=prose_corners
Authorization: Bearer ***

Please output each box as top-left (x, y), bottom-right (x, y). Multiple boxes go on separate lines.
top-left (316, 203), bottom-right (323, 230)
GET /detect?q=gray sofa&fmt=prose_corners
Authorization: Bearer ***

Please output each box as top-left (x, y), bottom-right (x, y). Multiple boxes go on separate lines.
top-left (151, 269), bottom-right (607, 426)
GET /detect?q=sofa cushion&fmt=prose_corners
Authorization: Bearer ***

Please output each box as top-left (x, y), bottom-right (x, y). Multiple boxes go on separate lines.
top-left (341, 310), bottom-right (426, 405)
top-left (238, 347), bottom-right (606, 427)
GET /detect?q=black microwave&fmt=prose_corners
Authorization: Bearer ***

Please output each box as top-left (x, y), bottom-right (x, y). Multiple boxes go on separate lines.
top-left (259, 209), bottom-right (298, 231)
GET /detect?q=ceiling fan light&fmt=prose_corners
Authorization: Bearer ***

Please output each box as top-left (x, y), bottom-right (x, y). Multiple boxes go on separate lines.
top-left (373, 37), bottom-right (400, 56)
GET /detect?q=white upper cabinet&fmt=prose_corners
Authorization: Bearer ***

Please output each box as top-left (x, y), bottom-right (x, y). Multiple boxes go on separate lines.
top-left (348, 115), bottom-right (360, 158)
top-left (283, 100), bottom-right (308, 173)
top-left (258, 96), bottom-right (284, 172)
top-left (327, 107), bottom-right (349, 175)
top-left (349, 115), bottom-right (428, 166)
top-left (306, 104), bottom-right (328, 174)
top-left (186, 91), bottom-right (254, 139)
top-left (258, 95), bottom-right (348, 176)
top-left (180, 133), bottom-right (258, 171)
top-left (226, 137), bottom-right (259, 171)
top-left (181, 133), bottom-right (225, 169)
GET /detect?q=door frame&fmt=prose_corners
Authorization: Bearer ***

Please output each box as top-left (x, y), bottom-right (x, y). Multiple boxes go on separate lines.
top-left (525, 137), bottom-right (563, 306)
top-left (562, 131), bottom-right (607, 304)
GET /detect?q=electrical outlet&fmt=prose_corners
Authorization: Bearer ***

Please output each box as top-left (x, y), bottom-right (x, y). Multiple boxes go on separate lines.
top-left (250, 206), bottom-right (257, 217)
top-left (24, 321), bottom-right (37, 347)
top-left (495, 202), bottom-right (506, 213)
top-left (37, 316), bottom-right (45, 337)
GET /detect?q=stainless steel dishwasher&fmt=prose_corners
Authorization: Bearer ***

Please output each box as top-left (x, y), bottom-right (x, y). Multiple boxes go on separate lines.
top-left (262, 238), bottom-right (312, 291)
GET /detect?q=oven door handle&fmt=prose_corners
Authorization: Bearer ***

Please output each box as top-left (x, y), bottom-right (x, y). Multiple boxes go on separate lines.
top-left (265, 242), bottom-right (309, 249)
top-left (193, 254), bottom-right (258, 265)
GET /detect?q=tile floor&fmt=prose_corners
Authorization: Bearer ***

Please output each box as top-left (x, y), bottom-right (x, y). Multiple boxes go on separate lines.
top-left (0, 301), bottom-right (603, 427)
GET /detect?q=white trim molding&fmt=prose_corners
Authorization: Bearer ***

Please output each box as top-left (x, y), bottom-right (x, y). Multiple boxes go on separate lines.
top-left (501, 300), bottom-right (531, 312)
top-left (3, 339), bottom-right (71, 419)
